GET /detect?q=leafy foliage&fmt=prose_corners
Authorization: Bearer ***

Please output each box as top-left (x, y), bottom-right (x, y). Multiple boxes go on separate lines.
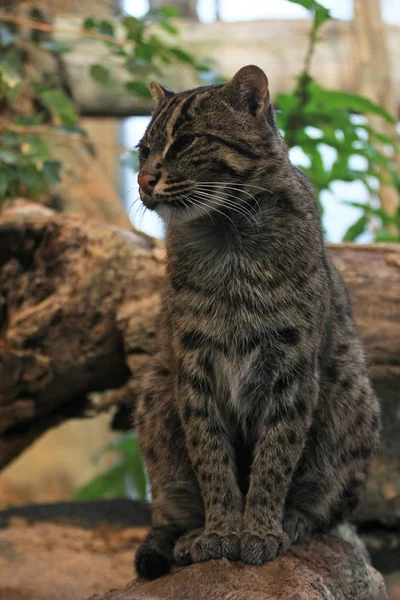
top-left (0, 7), bottom-right (215, 203)
top-left (279, 0), bottom-right (399, 241)
top-left (74, 432), bottom-right (147, 501)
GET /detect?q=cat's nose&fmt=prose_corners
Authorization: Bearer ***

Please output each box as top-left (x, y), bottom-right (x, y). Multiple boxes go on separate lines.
top-left (138, 173), bottom-right (157, 195)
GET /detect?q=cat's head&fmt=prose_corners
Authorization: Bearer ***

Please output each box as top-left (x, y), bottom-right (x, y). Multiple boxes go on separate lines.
top-left (137, 65), bottom-right (277, 225)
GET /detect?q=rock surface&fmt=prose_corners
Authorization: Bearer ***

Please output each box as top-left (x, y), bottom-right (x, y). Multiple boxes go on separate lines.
top-left (89, 536), bottom-right (387, 600)
top-left (0, 516), bottom-right (145, 600)
top-left (0, 502), bottom-right (394, 600)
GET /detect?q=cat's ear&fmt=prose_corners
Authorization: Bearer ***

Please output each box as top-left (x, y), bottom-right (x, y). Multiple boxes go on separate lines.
top-left (149, 82), bottom-right (174, 103)
top-left (221, 65), bottom-right (270, 117)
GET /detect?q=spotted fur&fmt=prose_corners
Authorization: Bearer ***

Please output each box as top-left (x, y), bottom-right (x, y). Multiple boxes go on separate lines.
top-left (134, 66), bottom-right (381, 579)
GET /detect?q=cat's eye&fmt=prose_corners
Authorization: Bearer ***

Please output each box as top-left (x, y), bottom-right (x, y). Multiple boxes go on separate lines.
top-left (139, 145), bottom-right (150, 160)
top-left (167, 134), bottom-right (196, 156)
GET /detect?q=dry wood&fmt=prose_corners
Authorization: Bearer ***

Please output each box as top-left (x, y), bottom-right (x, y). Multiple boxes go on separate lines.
top-left (0, 202), bottom-right (399, 524)
top-left (353, 0), bottom-right (400, 225)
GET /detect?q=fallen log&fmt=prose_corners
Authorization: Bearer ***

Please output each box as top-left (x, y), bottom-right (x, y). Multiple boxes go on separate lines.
top-left (0, 200), bottom-right (164, 468)
top-left (0, 201), bottom-right (399, 526)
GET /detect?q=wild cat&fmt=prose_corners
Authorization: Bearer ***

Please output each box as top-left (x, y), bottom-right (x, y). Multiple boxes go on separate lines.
top-left (133, 65), bottom-right (380, 580)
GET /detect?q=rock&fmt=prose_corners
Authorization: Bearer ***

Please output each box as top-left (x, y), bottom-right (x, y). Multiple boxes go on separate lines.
top-left (0, 516), bottom-right (144, 600)
top-left (89, 535), bottom-right (387, 600)
top-left (0, 502), bottom-right (391, 600)
top-left (0, 501), bottom-right (152, 600)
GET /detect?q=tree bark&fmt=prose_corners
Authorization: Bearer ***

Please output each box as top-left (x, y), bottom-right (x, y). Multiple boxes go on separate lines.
top-left (353, 0), bottom-right (400, 230)
top-left (0, 200), bottom-right (163, 468)
top-left (0, 202), bottom-right (399, 524)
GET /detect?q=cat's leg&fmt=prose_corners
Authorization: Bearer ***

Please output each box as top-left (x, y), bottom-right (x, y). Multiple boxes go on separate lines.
top-left (283, 388), bottom-right (380, 544)
top-left (283, 461), bottom-right (371, 543)
top-left (241, 373), bottom-right (317, 565)
top-left (135, 357), bottom-right (203, 579)
top-left (176, 356), bottom-right (243, 563)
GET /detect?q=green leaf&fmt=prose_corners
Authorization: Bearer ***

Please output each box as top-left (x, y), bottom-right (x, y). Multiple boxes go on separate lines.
top-left (74, 432), bottom-right (147, 501)
top-left (286, 0), bottom-right (314, 8)
top-left (0, 49), bottom-right (21, 75)
top-left (123, 16), bottom-right (145, 43)
top-left (42, 160), bottom-right (62, 185)
top-left (74, 463), bottom-right (126, 501)
top-left (21, 136), bottom-right (50, 161)
top-left (40, 41), bottom-right (71, 55)
top-left (98, 20), bottom-right (114, 37)
top-left (286, 0), bottom-right (332, 20)
top-left (83, 17), bottom-right (96, 30)
top-left (39, 89), bottom-right (78, 125)
top-left (90, 64), bottom-right (110, 86)
top-left (0, 148), bottom-right (17, 165)
top-left (169, 47), bottom-right (195, 64)
top-left (125, 81), bottom-right (152, 98)
top-left (6, 80), bottom-right (22, 103)
top-left (146, 6), bottom-right (180, 18)
top-left (0, 170), bottom-right (11, 198)
top-left (0, 24), bottom-right (15, 47)
top-left (343, 214), bottom-right (368, 241)
top-left (17, 165), bottom-right (46, 194)
top-left (309, 83), bottom-right (396, 123)
top-left (135, 42), bottom-right (154, 61)
top-left (160, 21), bottom-right (179, 35)
top-left (315, 5), bottom-right (332, 29)
top-left (375, 229), bottom-right (400, 242)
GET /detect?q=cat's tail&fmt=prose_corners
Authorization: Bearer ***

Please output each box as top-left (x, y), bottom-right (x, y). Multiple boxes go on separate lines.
top-left (330, 522), bottom-right (371, 563)
top-left (135, 523), bottom-right (185, 580)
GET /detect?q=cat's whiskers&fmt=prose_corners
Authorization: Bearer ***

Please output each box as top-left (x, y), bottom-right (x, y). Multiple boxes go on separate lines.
top-left (128, 196), bottom-right (142, 221)
top-left (197, 181), bottom-right (272, 194)
top-left (195, 184), bottom-right (262, 220)
top-left (193, 189), bottom-right (260, 229)
top-left (189, 193), bottom-right (240, 232)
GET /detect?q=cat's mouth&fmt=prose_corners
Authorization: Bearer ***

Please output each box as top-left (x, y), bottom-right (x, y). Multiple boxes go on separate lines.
top-left (140, 192), bottom-right (191, 212)
top-left (141, 194), bottom-right (160, 210)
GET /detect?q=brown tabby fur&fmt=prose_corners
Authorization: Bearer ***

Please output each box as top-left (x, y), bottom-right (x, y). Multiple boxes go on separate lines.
top-left (134, 66), bottom-right (381, 580)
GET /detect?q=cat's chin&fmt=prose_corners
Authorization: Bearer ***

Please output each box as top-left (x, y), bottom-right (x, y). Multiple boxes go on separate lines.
top-left (156, 203), bottom-right (216, 226)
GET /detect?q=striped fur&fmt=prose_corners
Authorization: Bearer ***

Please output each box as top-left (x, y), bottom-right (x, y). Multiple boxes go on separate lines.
top-left (134, 66), bottom-right (381, 580)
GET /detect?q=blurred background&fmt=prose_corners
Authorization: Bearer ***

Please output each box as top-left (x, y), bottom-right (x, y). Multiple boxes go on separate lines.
top-left (0, 0), bottom-right (399, 597)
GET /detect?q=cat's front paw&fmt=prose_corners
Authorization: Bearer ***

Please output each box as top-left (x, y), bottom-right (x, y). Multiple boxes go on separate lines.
top-left (174, 528), bottom-right (203, 566)
top-left (191, 531), bottom-right (241, 563)
top-left (240, 530), bottom-right (291, 565)
top-left (283, 510), bottom-right (312, 543)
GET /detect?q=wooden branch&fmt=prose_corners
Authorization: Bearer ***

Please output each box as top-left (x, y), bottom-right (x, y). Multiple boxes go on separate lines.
top-left (0, 202), bottom-right (399, 525)
top-left (0, 200), bottom-right (164, 469)
top-left (49, 16), bottom-right (400, 117)
top-left (0, 12), bottom-right (125, 45)
top-left (353, 0), bottom-right (400, 227)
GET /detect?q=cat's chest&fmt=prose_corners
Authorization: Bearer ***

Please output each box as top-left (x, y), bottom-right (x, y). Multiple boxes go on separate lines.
top-left (213, 347), bottom-right (260, 421)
